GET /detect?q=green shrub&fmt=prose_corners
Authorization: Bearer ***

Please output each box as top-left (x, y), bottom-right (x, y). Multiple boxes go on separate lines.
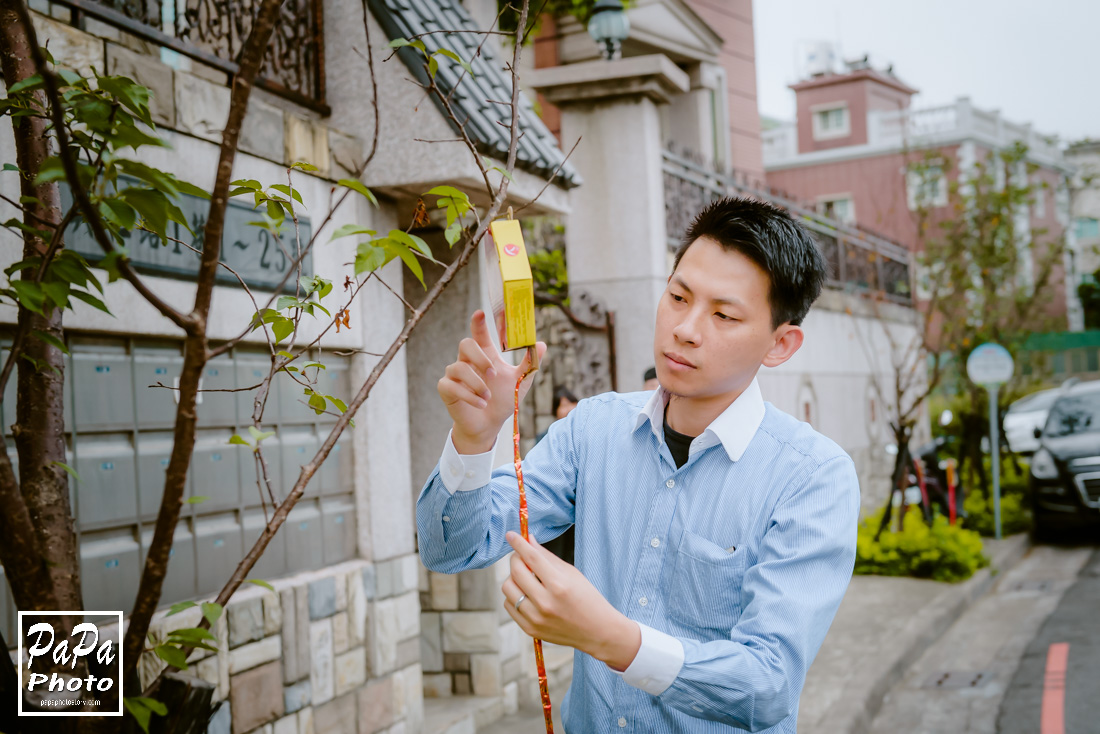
top-left (962, 489), bottom-right (1032, 536)
top-left (855, 509), bottom-right (990, 582)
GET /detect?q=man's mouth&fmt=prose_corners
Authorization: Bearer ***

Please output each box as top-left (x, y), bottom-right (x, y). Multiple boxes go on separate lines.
top-left (664, 351), bottom-right (697, 369)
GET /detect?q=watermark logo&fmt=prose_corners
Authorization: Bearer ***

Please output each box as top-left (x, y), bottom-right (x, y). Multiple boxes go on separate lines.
top-left (17, 611), bottom-right (123, 717)
top-left (503, 243), bottom-right (520, 257)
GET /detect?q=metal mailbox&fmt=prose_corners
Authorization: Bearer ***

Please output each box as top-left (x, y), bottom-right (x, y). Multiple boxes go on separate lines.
top-left (196, 356), bottom-right (238, 426)
top-left (236, 357), bottom-right (279, 423)
top-left (191, 430), bottom-right (241, 514)
top-left (140, 521), bottom-right (196, 606)
top-left (242, 509), bottom-right (288, 582)
top-left (71, 341), bottom-right (134, 431)
top-left (320, 431), bottom-right (354, 496)
top-left (321, 498), bottom-right (356, 565)
top-left (133, 344), bottom-right (183, 428)
top-left (75, 433), bottom-right (138, 529)
top-left (80, 528), bottom-right (141, 614)
top-left (194, 513), bottom-right (244, 595)
top-left (284, 500), bottom-right (324, 574)
top-left (281, 427), bottom-right (320, 499)
top-left (136, 432), bottom-right (180, 519)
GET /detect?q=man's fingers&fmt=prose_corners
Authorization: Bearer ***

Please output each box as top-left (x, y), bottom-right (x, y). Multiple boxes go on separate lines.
top-left (507, 531), bottom-right (553, 577)
top-left (437, 377), bottom-right (488, 409)
top-left (444, 361), bottom-right (491, 400)
top-left (469, 310), bottom-right (500, 357)
top-left (457, 337), bottom-right (497, 378)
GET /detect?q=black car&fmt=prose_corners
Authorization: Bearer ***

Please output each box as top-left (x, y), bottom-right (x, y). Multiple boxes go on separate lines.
top-left (1030, 381), bottom-right (1100, 537)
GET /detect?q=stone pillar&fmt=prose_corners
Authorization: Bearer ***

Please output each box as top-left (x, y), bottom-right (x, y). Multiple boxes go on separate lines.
top-left (530, 55), bottom-right (689, 391)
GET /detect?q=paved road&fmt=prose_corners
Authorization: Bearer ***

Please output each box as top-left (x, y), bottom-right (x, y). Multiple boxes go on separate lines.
top-left (999, 542), bottom-right (1100, 734)
top-left (867, 542), bottom-right (1094, 734)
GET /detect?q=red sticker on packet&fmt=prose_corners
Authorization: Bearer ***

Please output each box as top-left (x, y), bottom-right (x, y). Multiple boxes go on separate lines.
top-left (503, 243), bottom-right (520, 256)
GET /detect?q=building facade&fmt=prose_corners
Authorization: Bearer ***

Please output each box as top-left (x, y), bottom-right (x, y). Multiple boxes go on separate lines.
top-left (763, 62), bottom-right (1082, 330)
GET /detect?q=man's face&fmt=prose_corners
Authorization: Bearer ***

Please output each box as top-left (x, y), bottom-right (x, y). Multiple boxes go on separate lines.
top-left (654, 237), bottom-right (796, 401)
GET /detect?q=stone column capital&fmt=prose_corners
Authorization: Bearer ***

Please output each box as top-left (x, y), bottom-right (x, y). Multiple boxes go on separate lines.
top-left (527, 54), bottom-right (689, 107)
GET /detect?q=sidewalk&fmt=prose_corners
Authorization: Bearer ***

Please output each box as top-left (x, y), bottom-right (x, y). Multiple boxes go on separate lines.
top-left (475, 534), bottom-right (1030, 734)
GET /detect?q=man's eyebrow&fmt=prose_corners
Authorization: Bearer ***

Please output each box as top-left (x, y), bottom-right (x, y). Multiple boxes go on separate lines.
top-left (670, 274), bottom-right (745, 309)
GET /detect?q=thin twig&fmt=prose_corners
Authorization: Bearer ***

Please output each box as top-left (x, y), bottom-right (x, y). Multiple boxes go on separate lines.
top-left (513, 135), bottom-right (581, 216)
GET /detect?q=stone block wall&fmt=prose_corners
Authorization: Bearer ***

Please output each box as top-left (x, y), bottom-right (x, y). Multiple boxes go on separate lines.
top-left (137, 556), bottom-right (423, 734)
top-left (418, 558), bottom-right (521, 717)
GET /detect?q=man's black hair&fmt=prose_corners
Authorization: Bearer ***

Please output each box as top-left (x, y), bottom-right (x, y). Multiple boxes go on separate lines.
top-left (673, 197), bottom-right (827, 328)
top-left (643, 366), bottom-right (657, 382)
top-left (551, 385), bottom-right (579, 416)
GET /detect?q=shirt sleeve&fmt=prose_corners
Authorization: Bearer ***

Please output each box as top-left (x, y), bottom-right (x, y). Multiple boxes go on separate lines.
top-left (439, 430), bottom-right (497, 493)
top-left (620, 623), bottom-right (685, 695)
top-left (416, 402), bottom-right (586, 574)
top-left (653, 455), bottom-right (861, 730)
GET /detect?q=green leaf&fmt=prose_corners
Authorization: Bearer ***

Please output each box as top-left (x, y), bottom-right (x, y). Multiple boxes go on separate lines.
top-left (389, 38), bottom-right (427, 54)
top-left (354, 243), bottom-right (386, 275)
top-left (200, 602), bottom-right (223, 627)
top-left (166, 626), bottom-right (217, 643)
top-left (248, 426), bottom-right (276, 442)
top-left (271, 184), bottom-right (305, 206)
top-left (2, 163), bottom-right (19, 172)
top-left (290, 161), bottom-right (319, 172)
top-left (123, 697), bottom-right (153, 733)
top-left (32, 330), bottom-right (69, 354)
top-left (7, 74), bottom-right (44, 94)
top-left (435, 48), bottom-right (475, 76)
top-left (50, 461), bottom-right (80, 480)
top-left (428, 55), bottom-right (439, 79)
top-left (167, 601), bottom-right (198, 617)
top-left (382, 238), bottom-right (424, 287)
top-left (228, 434), bottom-right (251, 446)
top-left (70, 289), bottom-right (111, 314)
top-left (337, 179), bottom-right (379, 208)
top-left (302, 362), bottom-right (326, 370)
top-left (173, 179), bottom-right (211, 200)
top-left (330, 223), bottom-right (376, 241)
top-left (230, 178), bottom-right (262, 190)
top-left (246, 578), bottom-right (276, 592)
top-left (154, 643), bottom-right (188, 670)
top-left (186, 495), bottom-right (210, 504)
top-left (10, 280), bottom-right (47, 316)
top-left (41, 280), bottom-right (71, 310)
top-left (276, 350), bottom-right (296, 360)
top-left (307, 390), bottom-right (327, 414)
top-left (389, 230), bottom-right (436, 262)
top-left (445, 220), bottom-right (463, 246)
top-left (271, 316), bottom-right (294, 343)
top-left (327, 395), bottom-right (348, 413)
top-left (277, 295), bottom-right (300, 311)
top-left (101, 197), bottom-right (139, 231)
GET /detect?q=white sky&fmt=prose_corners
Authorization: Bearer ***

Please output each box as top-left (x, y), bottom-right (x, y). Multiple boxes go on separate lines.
top-left (752, 0), bottom-right (1100, 143)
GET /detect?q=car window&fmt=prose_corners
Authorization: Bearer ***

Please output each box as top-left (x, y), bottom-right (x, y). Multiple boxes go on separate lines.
top-left (1044, 391), bottom-right (1100, 437)
top-left (1010, 390), bottom-right (1059, 413)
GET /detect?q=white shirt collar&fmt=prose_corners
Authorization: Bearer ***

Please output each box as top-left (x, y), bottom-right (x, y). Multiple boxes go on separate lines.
top-left (634, 378), bottom-right (766, 462)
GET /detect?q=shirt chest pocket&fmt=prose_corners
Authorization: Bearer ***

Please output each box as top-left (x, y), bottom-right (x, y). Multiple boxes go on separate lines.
top-left (667, 530), bottom-right (747, 635)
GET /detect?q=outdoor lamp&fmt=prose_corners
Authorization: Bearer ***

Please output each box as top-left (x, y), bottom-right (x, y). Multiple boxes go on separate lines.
top-left (588, 0), bottom-right (630, 61)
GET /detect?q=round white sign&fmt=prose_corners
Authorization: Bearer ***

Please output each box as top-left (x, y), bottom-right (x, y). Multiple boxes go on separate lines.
top-left (966, 343), bottom-right (1014, 385)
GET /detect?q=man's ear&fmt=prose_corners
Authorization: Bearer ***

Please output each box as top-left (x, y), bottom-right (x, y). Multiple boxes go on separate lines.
top-left (761, 324), bottom-right (803, 368)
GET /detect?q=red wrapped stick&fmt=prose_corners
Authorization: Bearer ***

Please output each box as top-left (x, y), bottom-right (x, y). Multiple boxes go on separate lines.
top-left (514, 347), bottom-right (554, 734)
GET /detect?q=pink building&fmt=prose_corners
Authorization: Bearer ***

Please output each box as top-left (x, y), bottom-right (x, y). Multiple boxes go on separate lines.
top-left (763, 62), bottom-right (1082, 329)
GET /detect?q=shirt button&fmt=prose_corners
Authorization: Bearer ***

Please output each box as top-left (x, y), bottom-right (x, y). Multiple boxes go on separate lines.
top-left (666, 479), bottom-right (675, 488)
top-left (465, 470), bottom-right (475, 478)
top-left (618, 717), bottom-right (627, 727)
top-left (442, 516), bottom-right (451, 522)
top-left (650, 538), bottom-right (660, 548)
top-left (639, 597), bottom-right (648, 606)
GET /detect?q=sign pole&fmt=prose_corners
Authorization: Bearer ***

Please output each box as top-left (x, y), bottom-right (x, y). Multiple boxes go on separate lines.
top-left (966, 343), bottom-right (1014, 542)
top-left (987, 386), bottom-right (1002, 540)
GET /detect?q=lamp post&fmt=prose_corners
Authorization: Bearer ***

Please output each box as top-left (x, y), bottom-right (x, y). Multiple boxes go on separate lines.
top-left (588, 0), bottom-right (630, 61)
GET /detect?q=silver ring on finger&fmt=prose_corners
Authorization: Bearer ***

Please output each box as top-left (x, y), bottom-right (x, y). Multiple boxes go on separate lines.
top-left (514, 594), bottom-right (527, 613)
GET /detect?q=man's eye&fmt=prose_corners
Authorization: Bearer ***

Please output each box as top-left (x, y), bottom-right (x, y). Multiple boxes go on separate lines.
top-left (716, 312), bottom-right (735, 321)
top-left (671, 293), bottom-right (686, 303)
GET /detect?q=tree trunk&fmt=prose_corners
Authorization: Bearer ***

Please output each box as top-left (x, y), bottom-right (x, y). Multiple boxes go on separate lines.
top-left (0, 0), bottom-right (80, 612)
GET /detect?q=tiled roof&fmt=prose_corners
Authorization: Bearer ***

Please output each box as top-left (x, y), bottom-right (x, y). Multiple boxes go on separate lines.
top-left (369, 0), bottom-right (582, 189)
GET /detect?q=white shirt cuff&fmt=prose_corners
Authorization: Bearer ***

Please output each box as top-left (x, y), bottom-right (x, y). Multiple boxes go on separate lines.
top-left (439, 429), bottom-right (497, 494)
top-left (617, 622), bottom-right (684, 696)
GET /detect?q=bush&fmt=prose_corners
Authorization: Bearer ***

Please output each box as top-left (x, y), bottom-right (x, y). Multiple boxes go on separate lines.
top-left (962, 489), bottom-right (1032, 536)
top-left (855, 509), bottom-right (990, 582)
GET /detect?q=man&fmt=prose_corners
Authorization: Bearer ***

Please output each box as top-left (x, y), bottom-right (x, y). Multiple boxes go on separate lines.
top-left (418, 197), bottom-right (860, 732)
top-left (643, 366), bottom-right (660, 391)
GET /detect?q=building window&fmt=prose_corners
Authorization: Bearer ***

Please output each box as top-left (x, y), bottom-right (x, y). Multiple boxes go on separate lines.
top-left (818, 196), bottom-right (856, 225)
top-left (811, 104), bottom-right (850, 140)
top-left (1076, 217), bottom-right (1100, 240)
top-left (906, 166), bottom-right (948, 210)
top-left (1033, 183), bottom-right (1046, 218)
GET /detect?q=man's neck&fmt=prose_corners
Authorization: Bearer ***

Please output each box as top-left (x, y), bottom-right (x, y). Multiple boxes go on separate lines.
top-left (665, 384), bottom-right (749, 437)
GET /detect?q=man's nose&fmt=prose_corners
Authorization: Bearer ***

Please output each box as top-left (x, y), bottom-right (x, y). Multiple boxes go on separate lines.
top-left (673, 309), bottom-right (703, 345)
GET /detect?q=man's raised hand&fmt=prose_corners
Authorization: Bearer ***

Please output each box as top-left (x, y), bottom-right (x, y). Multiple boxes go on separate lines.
top-left (437, 310), bottom-right (546, 455)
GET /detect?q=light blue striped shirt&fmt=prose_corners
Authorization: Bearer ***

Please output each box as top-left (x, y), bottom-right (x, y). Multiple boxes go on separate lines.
top-left (417, 380), bottom-right (860, 733)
